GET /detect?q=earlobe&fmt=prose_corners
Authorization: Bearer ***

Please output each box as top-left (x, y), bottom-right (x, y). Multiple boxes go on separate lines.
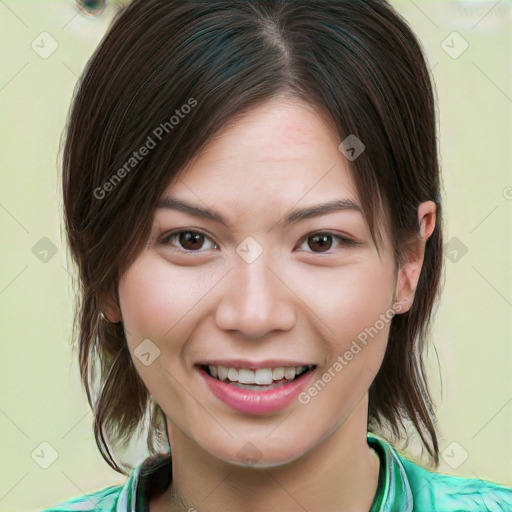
top-left (103, 307), bottom-right (122, 323)
top-left (98, 291), bottom-right (123, 323)
top-left (394, 201), bottom-right (437, 313)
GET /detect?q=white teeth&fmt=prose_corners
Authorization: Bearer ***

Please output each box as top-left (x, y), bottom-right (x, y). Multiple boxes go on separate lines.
top-left (238, 368), bottom-right (256, 384)
top-left (272, 367), bottom-right (285, 380)
top-left (255, 368), bottom-right (273, 385)
top-left (227, 368), bottom-right (239, 382)
top-left (284, 367), bottom-right (296, 380)
top-left (205, 364), bottom-right (313, 384)
top-left (218, 365), bottom-right (228, 381)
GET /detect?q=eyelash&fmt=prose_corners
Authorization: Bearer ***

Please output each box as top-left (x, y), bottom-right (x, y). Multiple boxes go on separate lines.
top-left (159, 229), bottom-right (359, 255)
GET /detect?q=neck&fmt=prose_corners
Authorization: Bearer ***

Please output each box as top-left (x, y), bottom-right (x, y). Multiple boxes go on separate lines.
top-left (153, 395), bottom-right (380, 512)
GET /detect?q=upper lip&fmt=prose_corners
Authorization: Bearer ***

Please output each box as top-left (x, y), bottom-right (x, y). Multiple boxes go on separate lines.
top-left (196, 359), bottom-right (316, 369)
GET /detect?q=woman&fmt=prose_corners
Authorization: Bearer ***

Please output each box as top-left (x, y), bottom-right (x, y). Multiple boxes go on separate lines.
top-left (43, 0), bottom-right (512, 510)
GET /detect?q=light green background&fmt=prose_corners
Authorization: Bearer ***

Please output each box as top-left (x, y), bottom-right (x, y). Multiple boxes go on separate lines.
top-left (0, 1), bottom-right (511, 510)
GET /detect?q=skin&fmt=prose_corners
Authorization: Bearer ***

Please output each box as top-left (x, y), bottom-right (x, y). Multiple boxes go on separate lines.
top-left (106, 97), bottom-right (436, 512)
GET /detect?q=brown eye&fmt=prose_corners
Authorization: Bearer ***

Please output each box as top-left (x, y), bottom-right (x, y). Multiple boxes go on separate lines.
top-left (178, 232), bottom-right (205, 251)
top-left (307, 233), bottom-right (334, 252)
top-left (162, 230), bottom-right (217, 252)
top-left (297, 232), bottom-right (357, 254)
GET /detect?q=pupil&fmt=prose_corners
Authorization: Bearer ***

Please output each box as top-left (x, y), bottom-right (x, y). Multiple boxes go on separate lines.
top-left (309, 234), bottom-right (332, 252)
top-left (180, 231), bottom-right (204, 250)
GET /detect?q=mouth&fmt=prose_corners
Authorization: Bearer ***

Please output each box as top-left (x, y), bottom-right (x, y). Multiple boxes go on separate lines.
top-left (196, 362), bottom-right (318, 414)
top-left (199, 363), bottom-right (316, 391)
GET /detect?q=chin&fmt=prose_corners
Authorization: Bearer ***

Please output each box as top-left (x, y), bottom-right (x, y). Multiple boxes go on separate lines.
top-left (201, 434), bottom-right (314, 469)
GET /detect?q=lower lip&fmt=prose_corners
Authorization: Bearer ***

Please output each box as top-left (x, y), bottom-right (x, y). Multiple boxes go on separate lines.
top-left (198, 366), bottom-right (316, 415)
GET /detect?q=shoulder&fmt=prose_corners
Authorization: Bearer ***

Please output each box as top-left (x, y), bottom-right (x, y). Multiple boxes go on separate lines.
top-left (36, 451), bottom-right (170, 512)
top-left (37, 484), bottom-right (123, 512)
top-left (399, 454), bottom-right (512, 512)
top-left (368, 432), bottom-right (512, 512)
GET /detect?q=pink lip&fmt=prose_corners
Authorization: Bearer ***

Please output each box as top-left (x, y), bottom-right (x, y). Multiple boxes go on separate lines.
top-left (196, 359), bottom-right (313, 370)
top-left (198, 366), bottom-right (317, 415)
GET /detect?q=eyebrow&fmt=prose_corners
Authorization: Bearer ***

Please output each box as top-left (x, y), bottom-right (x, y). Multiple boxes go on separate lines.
top-left (156, 197), bottom-right (362, 229)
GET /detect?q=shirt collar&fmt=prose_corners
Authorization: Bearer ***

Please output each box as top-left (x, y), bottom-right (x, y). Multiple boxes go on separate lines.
top-left (115, 452), bottom-right (172, 512)
top-left (368, 432), bottom-right (414, 511)
top-left (115, 433), bottom-right (414, 512)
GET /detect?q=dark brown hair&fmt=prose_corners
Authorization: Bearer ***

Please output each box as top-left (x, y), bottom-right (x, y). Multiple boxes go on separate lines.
top-left (61, 0), bottom-right (443, 475)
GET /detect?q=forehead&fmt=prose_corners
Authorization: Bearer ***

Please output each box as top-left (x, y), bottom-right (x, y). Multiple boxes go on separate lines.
top-left (163, 98), bottom-right (360, 216)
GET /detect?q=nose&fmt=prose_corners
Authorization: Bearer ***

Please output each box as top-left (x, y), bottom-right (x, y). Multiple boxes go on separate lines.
top-left (215, 254), bottom-right (297, 339)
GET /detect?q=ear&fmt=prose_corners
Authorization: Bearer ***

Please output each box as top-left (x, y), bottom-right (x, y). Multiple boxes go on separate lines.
top-left (103, 305), bottom-right (122, 323)
top-left (394, 201), bottom-right (437, 313)
top-left (98, 289), bottom-right (122, 323)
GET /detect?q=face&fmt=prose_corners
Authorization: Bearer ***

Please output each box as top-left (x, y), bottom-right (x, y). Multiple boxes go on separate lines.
top-left (116, 97), bottom-right (403, 467)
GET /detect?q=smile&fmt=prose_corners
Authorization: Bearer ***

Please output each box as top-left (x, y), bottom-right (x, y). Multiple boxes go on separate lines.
top-left (202, 364), bottom-right (314, 389)
top-left (197, 363), bottom-right (317, 414)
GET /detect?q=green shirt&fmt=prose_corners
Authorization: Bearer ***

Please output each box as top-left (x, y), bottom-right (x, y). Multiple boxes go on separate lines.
top-left (39, 433), bottom-right (512, 511)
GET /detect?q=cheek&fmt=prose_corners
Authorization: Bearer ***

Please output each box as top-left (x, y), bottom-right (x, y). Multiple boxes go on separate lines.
top-left (332, 262), bottom-right (395, 383)
top-left (297, 256), bottom-right (396, 346)
top-left (118, 255), bottom-right (205, 341)
top-left (116, 257), bottom-right (202, 427)
top-left (295, 262), bottom-right (394, 424)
